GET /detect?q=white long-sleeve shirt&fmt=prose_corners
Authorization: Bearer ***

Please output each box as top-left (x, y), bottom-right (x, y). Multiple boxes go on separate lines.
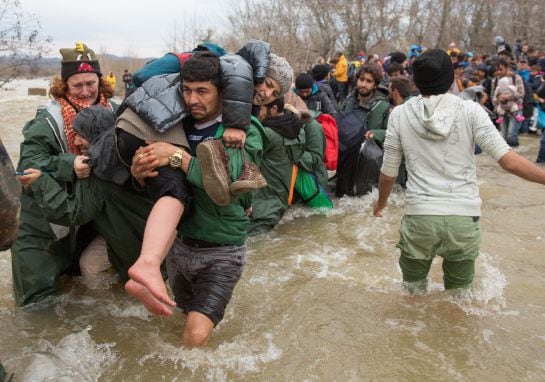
top-left (381, 93), bottom-right (510, 216)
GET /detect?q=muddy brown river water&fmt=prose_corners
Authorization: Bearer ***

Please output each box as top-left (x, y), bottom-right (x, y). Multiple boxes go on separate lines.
top-left (1, 83), bottom-right (544, 381)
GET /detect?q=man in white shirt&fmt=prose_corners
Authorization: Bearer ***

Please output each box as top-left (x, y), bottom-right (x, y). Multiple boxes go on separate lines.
top-left (374, 48), bottom-right (545, 293)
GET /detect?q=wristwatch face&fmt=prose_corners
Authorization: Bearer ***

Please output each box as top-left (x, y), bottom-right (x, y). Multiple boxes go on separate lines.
top-left (169, 153), bottom-right (182, 168)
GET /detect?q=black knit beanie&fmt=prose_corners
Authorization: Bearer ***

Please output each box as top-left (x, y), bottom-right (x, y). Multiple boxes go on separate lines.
top-left (412, 49), bottom-right (454, 96)
top-left (60, 42), bottom-right (102, 80)
top-left (311, 64), bottom-right (331, 81)
top-left (390, 51), bottom-right (407, 64)
top-left (295, 73), bottom-right (314, 90)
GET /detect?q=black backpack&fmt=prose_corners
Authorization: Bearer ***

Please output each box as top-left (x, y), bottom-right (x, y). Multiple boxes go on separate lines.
top-left (538, 81), bottom-right (545, 99)
top-left (521, 78), bottom-right (535, 118)
top-left (336, 108), bottom-right (369, 154)
top-left (335, 108), bottom-right (371, 197)
top-left (347, 62), bottom-right (356, 81)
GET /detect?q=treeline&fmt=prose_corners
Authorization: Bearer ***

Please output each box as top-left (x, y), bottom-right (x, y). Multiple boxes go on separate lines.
top-left (215, 0), bottom-right (545, 72)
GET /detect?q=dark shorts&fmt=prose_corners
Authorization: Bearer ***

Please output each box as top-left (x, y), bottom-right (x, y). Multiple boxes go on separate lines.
top-left (166, 238), bottom-right (246, 325)
top-left (116, 129), bottom-right (191, 206)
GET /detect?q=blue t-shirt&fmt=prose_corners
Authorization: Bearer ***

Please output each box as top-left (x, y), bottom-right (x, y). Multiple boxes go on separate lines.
top-left (184, 120), bottom-right (221, 154)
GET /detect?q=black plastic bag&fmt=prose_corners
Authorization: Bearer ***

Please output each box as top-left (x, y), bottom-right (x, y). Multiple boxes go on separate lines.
top-left (336, 138), bottom-right (383, 197)
top-left (353, 139), bottom-right (383, 196)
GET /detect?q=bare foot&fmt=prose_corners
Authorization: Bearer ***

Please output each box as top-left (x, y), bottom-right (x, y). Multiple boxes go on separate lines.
top-left (128, 259), bottom-right (176, 307)
top-left (125, 279), bottom-right (174, 317)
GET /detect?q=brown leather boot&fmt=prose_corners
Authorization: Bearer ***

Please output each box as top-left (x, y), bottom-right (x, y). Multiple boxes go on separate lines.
top-left (229, 149), bottom-right (267, 195)
top-left (196, 139), bottom-right (231, 206)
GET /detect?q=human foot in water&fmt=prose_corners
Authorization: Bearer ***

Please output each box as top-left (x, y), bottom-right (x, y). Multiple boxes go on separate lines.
top-left (125, 279), bottom-right (174, 317)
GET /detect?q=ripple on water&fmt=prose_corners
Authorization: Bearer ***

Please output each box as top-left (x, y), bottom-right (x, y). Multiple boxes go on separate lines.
top-left (6, 328), bottom-right (116, 382)
top-left (136, 332), bottom-right (281, 382)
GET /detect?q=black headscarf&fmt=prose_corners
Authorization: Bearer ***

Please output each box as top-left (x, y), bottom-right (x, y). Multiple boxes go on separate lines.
top-left (72, 105), bottom-right (115, 142)
top-left (72, 105), bottom-right (129, 185)
top-left (263, 110), bottom-right (303, 139)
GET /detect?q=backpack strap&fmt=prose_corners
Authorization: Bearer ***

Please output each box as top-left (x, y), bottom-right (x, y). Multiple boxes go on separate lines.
top-left (287, 165), bottom-right (298, 206)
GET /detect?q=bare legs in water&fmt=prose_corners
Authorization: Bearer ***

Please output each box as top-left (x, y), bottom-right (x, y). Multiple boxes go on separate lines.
top-left (125, 196), bottom-right (181, 314)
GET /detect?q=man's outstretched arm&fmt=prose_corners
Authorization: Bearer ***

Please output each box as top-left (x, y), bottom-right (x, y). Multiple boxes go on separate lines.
top-left (374, 172), bottom-right (396, 217)
top-left (498, 150), bottom-right (545, 184)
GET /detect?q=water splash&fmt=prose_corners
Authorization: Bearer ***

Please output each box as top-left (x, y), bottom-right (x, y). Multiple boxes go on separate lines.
top-left (447, 252), bottom-right (509, 316)
top-left (8, 328), bottom-right (116, 382)
top-left (108, 302), bottom-right (152, 321)
top-left (138, 333), bottom-right (281, 381)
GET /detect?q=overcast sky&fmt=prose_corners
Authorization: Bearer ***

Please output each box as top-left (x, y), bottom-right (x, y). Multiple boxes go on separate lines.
top-left (19, 0), bottom-right (231, 58)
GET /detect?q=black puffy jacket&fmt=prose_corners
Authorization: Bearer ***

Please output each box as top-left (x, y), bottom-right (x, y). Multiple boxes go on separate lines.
top-left (123, 40), bottom-right (271, 132)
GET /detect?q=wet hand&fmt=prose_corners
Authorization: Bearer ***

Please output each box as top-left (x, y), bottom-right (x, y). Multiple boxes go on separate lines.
top-left (223, 128), bottom-right (246, 149)
top-left (373, 200), bottom-right (386, 217)
top-left (74, 155), bottom-right (91, 179)
top-left (17, 168), bottom-right (42, 189)
top-left (144, 141), bottom-right (178, 167)
top-left (131, 147), bottom-right (159, 184)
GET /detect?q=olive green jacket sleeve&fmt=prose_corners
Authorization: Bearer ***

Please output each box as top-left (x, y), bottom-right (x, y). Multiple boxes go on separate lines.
top-left (29, 174), bottom-right (106, 226)
top-left (368, 100), bottom-right (390, 145)
top-left (18, 109), bottom-right (77, 182)
top-left (297, 118), bottom-right (328, 187)
top-left (29, 174), bottom-right (153, 282)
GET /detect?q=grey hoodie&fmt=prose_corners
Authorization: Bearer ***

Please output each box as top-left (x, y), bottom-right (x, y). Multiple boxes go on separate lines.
top-left (382, 93), bottom-right (510, 216)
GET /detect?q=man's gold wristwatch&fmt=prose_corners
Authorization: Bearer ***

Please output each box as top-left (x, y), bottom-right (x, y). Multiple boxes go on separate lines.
top-left (169, 149), bottom-right (185, 169)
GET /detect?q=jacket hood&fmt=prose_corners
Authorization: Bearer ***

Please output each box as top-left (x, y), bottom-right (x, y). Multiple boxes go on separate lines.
top-left (373, 85), bottom-right (390, 102)
top-left (350, 84), bottom-right (390, 110)
top-left (401, 93), bottom-right (462, 141)
top-left (293, 83), bottom-right (319, 99)
top-left (264, 110), bottom-right (303, 139)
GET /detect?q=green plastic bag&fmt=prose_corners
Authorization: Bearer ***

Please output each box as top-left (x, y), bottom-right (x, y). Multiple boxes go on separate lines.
top-left (294, 168), bottom-right (333, 209)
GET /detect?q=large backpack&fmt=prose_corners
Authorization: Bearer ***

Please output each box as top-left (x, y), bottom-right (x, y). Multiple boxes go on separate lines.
top-left (347, 62), bottom-right (356, 81)
top-left (521, 78), bottom-right (535, 118)
top-left (335, 109), bottom-right (370, 197)
top-left (336, 108), bottom-right (368, 155)
top-left (315, 113), bottom-right (339, 170)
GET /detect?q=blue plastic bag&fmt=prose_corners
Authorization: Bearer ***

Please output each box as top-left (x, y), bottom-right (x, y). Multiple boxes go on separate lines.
top-left (537, 104), bottom-right (545, 130)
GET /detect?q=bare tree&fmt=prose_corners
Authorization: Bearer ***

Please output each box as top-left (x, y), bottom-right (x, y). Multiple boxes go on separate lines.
top-left (300, 0), bottom-right (339, 59)
top-left (218, 0), bottom-right (544, 71)
top-left (164, 13), bottom-right (217, 54)
top-left (366, 0), bottom-right (405, 54)
top-left (0, 0), bottom-right (52, 88)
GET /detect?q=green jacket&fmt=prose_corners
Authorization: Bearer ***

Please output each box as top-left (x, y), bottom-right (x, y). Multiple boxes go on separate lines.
top-left (11, 100), bottom-right (118, 306)
top-left (28, 174), bottom-right (152, 283)
top-left (344, 86), bottom-right (390, 145)
top-left (182, 117), bottom-right (265, 245)
top-left (298, 118), bottom-right (328, 188)
top-left (248, 124), bottom-right (305, 235)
